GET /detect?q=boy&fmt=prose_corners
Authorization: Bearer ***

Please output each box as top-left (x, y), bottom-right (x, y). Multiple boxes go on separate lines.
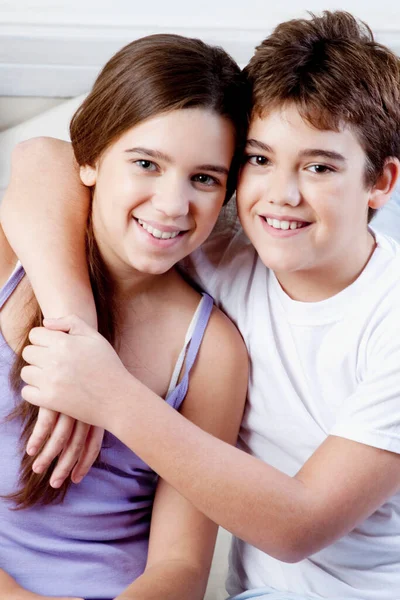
top-left (3, 10), bottom-right (400, 600)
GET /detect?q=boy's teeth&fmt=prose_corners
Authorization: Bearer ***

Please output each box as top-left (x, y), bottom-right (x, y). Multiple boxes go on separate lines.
top-left (137, 219), bottom-right (180, 239)
top-left (266, 218), bottom-right (305, 230)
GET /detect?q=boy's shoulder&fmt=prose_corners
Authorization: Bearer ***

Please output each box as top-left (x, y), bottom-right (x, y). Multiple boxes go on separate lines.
top-left (355, 232), bottom-right (400, 346)
top-left (371, 231), bottom-right (400, 294)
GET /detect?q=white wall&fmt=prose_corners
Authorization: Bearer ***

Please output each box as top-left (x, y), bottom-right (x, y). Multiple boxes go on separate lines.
top-left (2, 0), bottom-right (399, 29)
top-left (1, 0), bottom-right (400, 97)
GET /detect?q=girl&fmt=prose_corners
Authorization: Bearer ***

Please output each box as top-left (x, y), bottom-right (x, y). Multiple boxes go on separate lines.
top-left (0, 34), bottom-right (248, 600)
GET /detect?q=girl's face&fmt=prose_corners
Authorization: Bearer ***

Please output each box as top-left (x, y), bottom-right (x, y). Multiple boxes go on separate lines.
top-left (81, 108), bottom-right (235, 279)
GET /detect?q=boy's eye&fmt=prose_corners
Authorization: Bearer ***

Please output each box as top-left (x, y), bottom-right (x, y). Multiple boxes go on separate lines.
top-left (192, 174), bottom-right (219, 186)
top-left (135, 160), bottom-right (157, 171)
top-left (246, 155), bottom-right (269, 166)
top-left (307, 164), bottom-right (334, 174)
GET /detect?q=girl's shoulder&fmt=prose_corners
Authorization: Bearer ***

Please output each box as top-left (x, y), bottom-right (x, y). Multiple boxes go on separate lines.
top-left (169, 267), bottom-right (244, 350)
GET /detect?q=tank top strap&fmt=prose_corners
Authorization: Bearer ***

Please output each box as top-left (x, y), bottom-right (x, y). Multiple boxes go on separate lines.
top-left (165, 293), bottom-right (214, 410)
top-left (0, 262), bottom-right (24, 310)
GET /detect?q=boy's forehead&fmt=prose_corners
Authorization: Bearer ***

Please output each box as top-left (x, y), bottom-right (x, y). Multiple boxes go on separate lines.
top-left (247, 105), bottom-right (365, 159)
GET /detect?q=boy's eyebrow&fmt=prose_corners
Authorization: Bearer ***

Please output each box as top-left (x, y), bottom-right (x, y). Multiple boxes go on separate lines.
top-left (246, 139), bottom-right (272, 153)
top-left (299, 149), bottom-right (347, 162)
top-left (246, 140), bottom-right (347, 164)
top-left (125, 146), bottom-right (229, 175)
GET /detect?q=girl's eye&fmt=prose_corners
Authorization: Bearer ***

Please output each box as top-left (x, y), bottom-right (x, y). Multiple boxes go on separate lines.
top-left (192, 174), bottom-right (219, 187)
top-left (246, 155), bottom-right (269, 166)
top-left (307, 164), bottom-right (334, 174)
top-left (135, 160), bottom-right (157, 171)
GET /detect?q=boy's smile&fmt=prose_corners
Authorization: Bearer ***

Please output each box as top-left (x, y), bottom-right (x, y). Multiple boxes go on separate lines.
top-left (237, 103), bottom-right (387, 301)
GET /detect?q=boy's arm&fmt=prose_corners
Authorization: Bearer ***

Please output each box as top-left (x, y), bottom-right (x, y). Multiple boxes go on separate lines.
top-left (20, 314), bottom-right (400, 564)
top-left (0, 137), bottom-right (96, 326)
top-left (105, 378), bottom-right (400, 564)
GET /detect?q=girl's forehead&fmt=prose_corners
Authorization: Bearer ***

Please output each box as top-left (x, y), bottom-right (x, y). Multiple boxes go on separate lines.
top-left (99, 108), bottom-right (236, 169)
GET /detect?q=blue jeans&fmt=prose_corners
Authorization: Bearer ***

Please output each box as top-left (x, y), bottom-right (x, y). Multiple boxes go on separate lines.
top-left (228, 589), bottom-right (318, 600)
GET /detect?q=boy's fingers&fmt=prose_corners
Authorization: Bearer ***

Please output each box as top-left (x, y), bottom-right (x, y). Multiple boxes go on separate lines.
top-left (71, 426), bottom-right (104, 484)
top-left (31, 414), bottom-right (75, 475)
top-left (26, 408), bottom-right (58, 456)
top-left (50, 421), bottom-right (92, 488)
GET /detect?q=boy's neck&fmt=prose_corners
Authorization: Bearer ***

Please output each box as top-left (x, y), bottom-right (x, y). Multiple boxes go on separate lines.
top-left (273, 230), bottom-right (377, 302)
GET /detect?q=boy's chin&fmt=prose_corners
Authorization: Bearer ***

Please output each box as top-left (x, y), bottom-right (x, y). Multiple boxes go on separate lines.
top-left (256, 247), bottom-right (305, 274)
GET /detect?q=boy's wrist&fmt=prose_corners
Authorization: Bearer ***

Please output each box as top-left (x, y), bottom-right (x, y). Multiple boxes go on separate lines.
top-left (108, 371), bottom-right (144, 438)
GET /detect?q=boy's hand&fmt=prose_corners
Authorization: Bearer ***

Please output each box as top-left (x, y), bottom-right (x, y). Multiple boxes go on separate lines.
top-left (27, 409), bottom-right (103, 487)
top-left (20, 316), bottom-right (129, 430)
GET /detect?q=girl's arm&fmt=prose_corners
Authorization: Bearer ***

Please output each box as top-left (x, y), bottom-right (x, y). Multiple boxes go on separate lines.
top-left (116, 479), bottom-right (217, 600)
top-left (113, 308), bottom-right (248, 600)
top-left (1, 138), bottom-right (101, 484)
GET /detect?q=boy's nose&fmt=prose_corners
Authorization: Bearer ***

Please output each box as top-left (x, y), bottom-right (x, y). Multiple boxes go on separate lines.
top-left (268, 172), bottom-right (301, 207)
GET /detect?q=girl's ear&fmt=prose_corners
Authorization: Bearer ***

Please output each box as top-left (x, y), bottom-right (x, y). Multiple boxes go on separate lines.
top-left (79, 164), bottom-right (97, 187)
top-left (368, 158), bottom-right (400, 210)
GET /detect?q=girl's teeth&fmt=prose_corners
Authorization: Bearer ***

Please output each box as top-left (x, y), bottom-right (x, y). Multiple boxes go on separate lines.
top-left (137, 219), bottom-right (180, 239)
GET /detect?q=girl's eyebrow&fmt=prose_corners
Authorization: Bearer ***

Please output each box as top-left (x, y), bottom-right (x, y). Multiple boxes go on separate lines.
top-left (125, 146), bottom-right (229, 176)
top-left (125, 147), bottom-right (171, 162)
top-left (196, 164), bottom-right (229, 175)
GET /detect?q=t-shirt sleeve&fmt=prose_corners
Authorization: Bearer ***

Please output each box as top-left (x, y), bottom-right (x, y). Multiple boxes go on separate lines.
top-left (330, 316), bottom-right (400, 455)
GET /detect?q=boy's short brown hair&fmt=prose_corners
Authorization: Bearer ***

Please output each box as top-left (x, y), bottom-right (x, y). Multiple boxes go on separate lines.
top-left (244, 11), bottom-right (400, 220)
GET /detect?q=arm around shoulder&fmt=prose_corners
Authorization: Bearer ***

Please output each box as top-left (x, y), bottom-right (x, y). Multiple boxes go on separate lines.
top-left (1, 137), bottom-right (96, 324)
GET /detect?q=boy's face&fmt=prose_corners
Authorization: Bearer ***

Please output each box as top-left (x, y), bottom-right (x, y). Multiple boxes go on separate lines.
top-left (237, 103), bottom-right (383, 299)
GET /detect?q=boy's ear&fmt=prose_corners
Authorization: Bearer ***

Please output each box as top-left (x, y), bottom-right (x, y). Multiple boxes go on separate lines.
top-left (368, 158), bottom-right (400, 210)
top-left (79, 164), bottom-right (97, 187)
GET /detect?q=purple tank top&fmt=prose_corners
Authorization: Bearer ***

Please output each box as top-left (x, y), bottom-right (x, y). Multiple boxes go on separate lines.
top-left (0, 266), bottom-right (214, 600)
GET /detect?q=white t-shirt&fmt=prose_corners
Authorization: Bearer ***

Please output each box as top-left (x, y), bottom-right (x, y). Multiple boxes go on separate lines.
top-left (183, 218), bottom-right (400, 600)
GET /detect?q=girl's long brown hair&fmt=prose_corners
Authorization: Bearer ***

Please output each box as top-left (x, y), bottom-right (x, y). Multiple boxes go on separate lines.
top-left (7, 222), bottom-right (116, 508)
top-left (7, 33), bottom-right (250, 509)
